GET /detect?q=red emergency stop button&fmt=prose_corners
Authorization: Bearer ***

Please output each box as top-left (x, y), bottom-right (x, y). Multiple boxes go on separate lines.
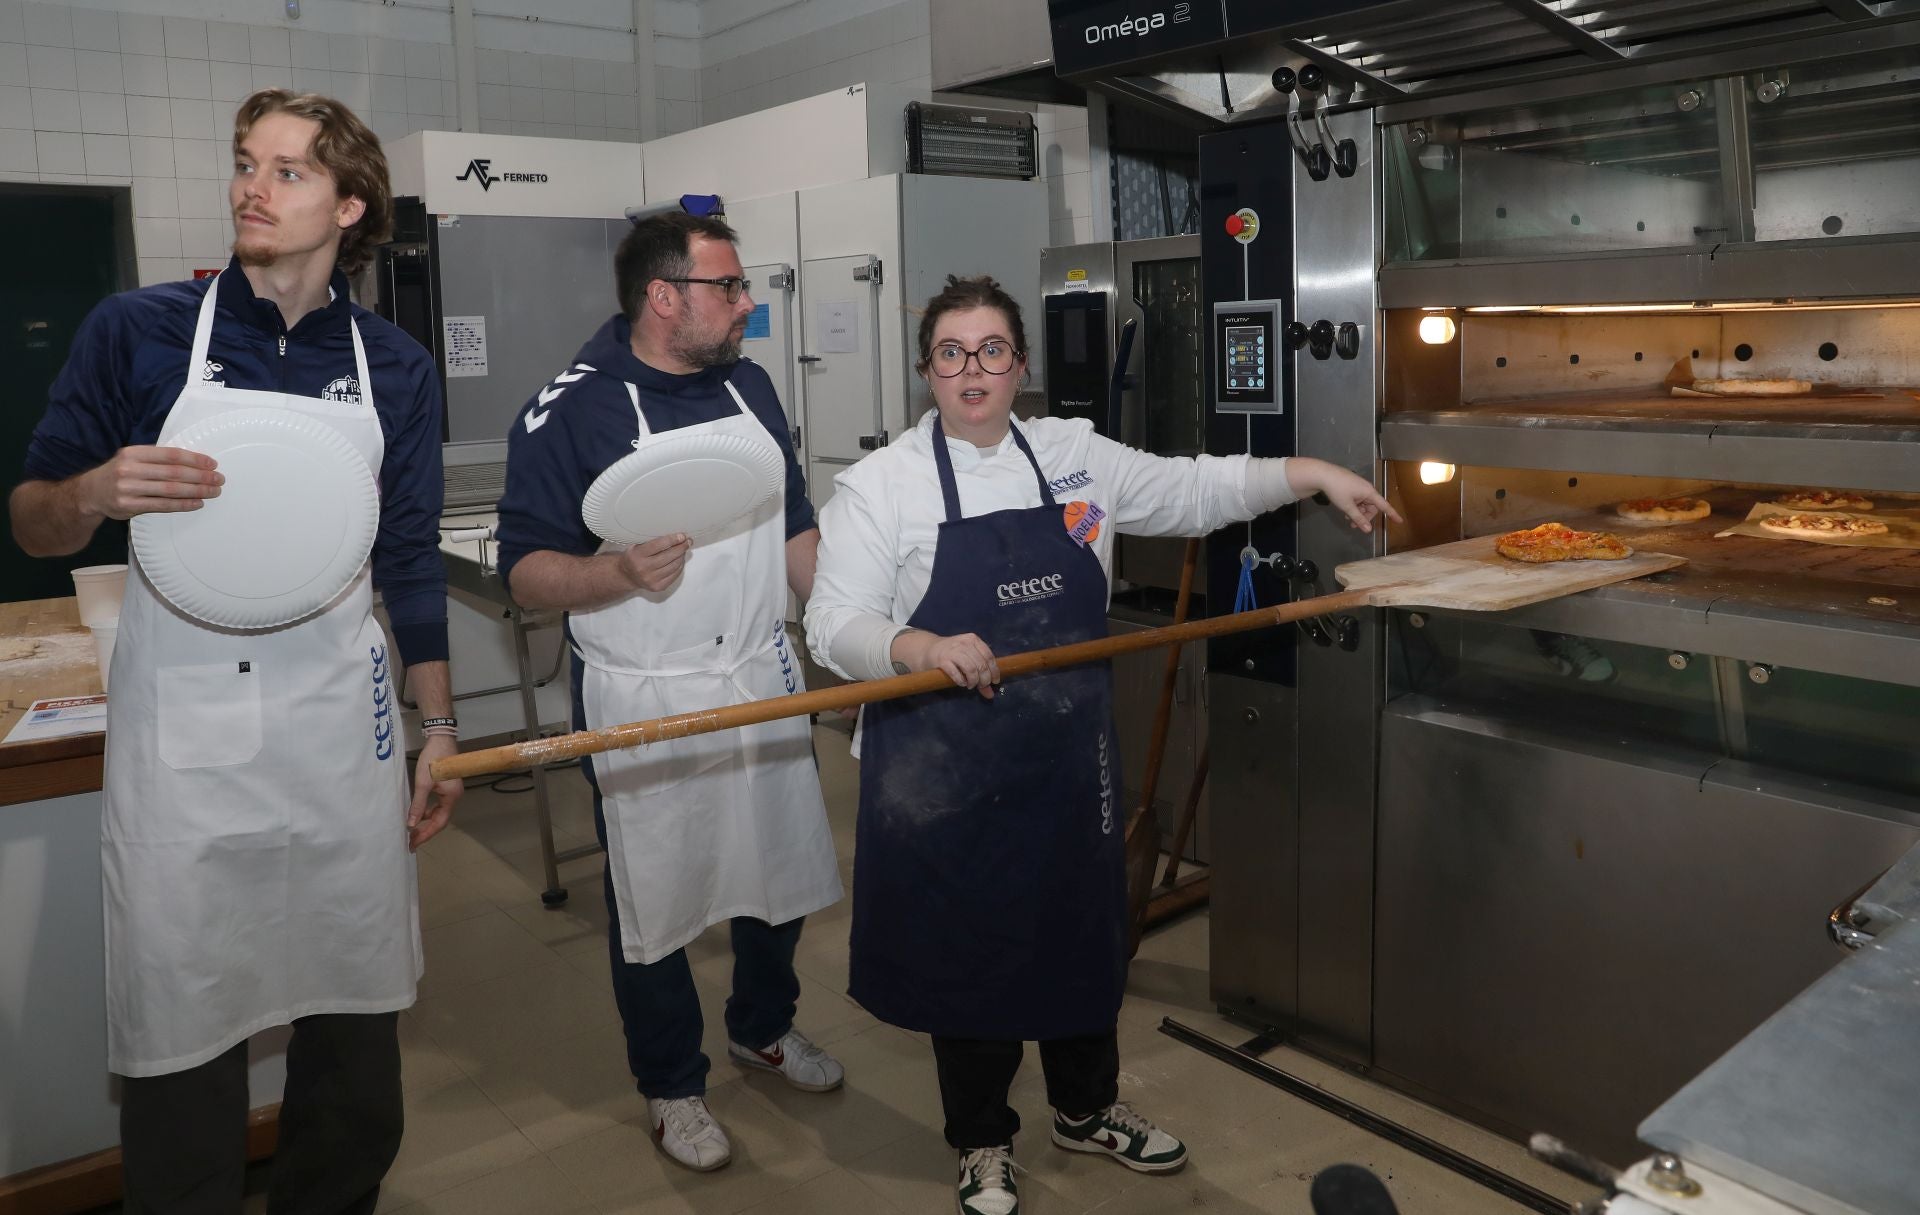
top-left (1224, 214), bottom-right (1245, 236)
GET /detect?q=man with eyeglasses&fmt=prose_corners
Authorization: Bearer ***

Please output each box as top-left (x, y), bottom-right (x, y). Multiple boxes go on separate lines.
top-left (494, 212), bottom-right (843, 1173)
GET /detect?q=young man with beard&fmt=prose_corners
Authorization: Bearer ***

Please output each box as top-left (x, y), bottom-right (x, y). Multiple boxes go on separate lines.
top-left (10, 91), bottom-right (460, 1213)
top-left (494, 213), bottom-right (843, 1172)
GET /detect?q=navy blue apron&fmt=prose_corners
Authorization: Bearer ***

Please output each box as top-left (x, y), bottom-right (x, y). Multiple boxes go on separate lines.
top-left (849, 416), bottom-right (1126, 1041)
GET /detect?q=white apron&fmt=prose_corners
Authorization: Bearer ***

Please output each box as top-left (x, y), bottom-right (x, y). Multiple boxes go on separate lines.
top-left (573, 378), bottom-right (841, 965)
top-left (102, 275), bottom-right (419, 1077)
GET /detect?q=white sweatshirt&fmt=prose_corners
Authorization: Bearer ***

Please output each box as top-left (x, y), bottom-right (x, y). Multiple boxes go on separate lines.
top-left (806, 410), bottom-right (1297, 683)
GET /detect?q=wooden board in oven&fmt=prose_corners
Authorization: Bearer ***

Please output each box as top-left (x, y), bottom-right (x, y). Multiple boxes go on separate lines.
top-left (1335, 535), bottom-right (1686, 612)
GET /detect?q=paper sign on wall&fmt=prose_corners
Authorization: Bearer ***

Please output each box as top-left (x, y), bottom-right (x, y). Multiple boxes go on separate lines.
top-left (744, 302), bottom-right (771, 341)
top-left (817, 300), bottom-right (860, 354)
top-left (443, 316), bottom-right (489, 377)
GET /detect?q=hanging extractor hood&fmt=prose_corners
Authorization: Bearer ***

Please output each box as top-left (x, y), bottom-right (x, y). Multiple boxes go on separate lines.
top-left (1035, 0), bottom-right (1920, 124)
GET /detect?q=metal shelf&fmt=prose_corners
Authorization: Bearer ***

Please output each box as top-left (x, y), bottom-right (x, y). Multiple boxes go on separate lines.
top-left (1379, 233), bottom-right (1920, 309)
top-left (1381, 390), bottom-right (1920, 493)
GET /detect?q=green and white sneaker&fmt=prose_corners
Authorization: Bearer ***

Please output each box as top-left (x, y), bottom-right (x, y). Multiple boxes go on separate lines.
top-left (956, 1144), bottom-right (1021, 1215)
top-left (1051, 1102), bottom-right (1187, 1173)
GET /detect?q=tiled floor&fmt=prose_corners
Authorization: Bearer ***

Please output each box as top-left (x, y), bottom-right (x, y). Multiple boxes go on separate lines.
top-left (211, 727), bottom-right (1594, 1214)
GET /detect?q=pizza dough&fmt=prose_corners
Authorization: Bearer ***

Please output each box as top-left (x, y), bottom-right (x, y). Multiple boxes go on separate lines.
top-left (0, 639), bottom-right (42, 661)
top-left (1759, 513), bottom-right (1889, 538)
top-left (1617, 497), bottom-right (1712, 524)
top-left (1495, 523), bottom-right (1634, 563)
top-left (1773, 489), bottom-right (1874, 512)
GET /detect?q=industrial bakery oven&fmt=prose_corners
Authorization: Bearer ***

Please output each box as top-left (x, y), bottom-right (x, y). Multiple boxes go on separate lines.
top-left (1361, 46), bottom-right (1920, 1164)
top-left (1036, 0), bottom-right (1920, 1169)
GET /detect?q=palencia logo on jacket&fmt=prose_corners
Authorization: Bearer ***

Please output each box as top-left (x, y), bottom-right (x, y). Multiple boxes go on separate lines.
top-left (322, 375), bottom-right (361, 403)
top-left (524, 363), bottom-right (594, 433)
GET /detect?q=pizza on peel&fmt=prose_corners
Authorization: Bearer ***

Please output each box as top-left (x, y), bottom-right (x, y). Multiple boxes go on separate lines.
top-left (1495, 523), bottom-right (1634, 563)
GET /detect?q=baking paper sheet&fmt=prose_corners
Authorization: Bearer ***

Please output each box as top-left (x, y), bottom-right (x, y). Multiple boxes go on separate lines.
top-left (1717, 502), bottom-right (1920, 550)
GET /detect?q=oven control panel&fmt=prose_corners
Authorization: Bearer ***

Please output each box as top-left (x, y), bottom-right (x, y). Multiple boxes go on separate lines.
top-left (1213, 299), bottom-right (1283, 414)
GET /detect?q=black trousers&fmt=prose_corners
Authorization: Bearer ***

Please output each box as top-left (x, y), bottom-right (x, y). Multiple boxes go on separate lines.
top-left (119, 1012), bottom-right (404, 1215)
top-left (931, 1029), bottom-right (1120, 1150)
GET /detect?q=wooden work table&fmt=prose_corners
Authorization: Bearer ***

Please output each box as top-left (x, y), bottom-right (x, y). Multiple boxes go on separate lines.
top-left (0, 596), bottom-right (106, 809)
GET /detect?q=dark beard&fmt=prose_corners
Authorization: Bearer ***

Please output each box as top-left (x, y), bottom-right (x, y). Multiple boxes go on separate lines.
top-left (669, 317), bottom-right (743, 369)
top-left (233, 236), bottom-right (276, 267)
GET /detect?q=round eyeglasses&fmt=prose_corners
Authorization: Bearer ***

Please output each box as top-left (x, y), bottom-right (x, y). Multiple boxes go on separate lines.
top-left (663, 276), bottom-right (747, 304)
top-left (930, 340), bottom-right (1019, 377)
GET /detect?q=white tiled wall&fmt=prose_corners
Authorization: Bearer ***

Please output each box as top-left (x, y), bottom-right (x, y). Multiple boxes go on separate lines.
top-left (1, 0), bottom-right (1098, 287)
top-left (699, 0), bottom-right (929, 124)
top-left (696, 0), bottom-right (1094, 243)
top-left (1, 0), bottom-right (670, 285)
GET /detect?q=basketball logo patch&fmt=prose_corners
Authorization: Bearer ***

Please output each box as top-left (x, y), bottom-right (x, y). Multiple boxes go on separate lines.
top-left (1064, 500), bottom-right (1105, 547)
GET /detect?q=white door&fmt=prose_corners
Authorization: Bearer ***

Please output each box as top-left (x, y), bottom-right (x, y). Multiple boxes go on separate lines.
top-left (799, 254), bottom-right (885, 463)
top-left (742, 262), bottom-right (800, 466)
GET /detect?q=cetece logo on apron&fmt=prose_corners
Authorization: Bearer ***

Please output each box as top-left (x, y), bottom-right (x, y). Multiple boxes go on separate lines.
top-left (1098, 731), bottom-right (1114, 835)
top-left (996, 573), bottom-right (1066, 606)
top-left (773, 619), bottom-right (798, 694)
top-left (370, 643), bottom-right (395, 761)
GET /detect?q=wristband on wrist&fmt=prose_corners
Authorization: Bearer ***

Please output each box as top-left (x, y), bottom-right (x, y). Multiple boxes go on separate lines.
top-left (422, 716), bottom-right (457, 730)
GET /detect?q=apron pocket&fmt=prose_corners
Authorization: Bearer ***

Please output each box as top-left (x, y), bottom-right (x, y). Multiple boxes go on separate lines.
top-left (586, 650), bottom-right (741, 795)
top-left (158, 662), bottom-right (265, 769)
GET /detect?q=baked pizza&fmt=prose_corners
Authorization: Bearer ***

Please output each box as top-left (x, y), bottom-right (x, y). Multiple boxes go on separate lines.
top-left (1495, 523), bottom-right (1634, 563)
top-left (1773, 489), bottom-right (1875, 512)
top-left (1617, 497), bottom-right (1712, 523)
top-left (1759, 513), bottom-right (1889, 538)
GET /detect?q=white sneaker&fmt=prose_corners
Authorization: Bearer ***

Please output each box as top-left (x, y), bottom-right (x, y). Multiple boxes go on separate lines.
top-left (647, 1095), bottom-right (732, 1172)
top-left (728, 1028), bottom-right (845, 1092)
top-left (956, 1144), bottom-right (1022, 1215)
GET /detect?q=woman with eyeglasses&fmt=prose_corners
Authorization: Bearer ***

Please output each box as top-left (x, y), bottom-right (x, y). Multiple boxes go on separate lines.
top-left (805, 275), bottom-right (1398, 1215)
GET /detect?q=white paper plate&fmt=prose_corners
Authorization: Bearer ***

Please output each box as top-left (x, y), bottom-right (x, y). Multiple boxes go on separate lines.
top-left (131, 408), bottom-right (379, 629)
top-left (581, 430), bottom-right (783, 545)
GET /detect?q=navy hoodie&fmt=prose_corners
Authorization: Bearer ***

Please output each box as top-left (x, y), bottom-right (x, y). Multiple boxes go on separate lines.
top-left (22, 257), bottom-right (448, 665)
top-left (494, 314), bottom-right (814, 591)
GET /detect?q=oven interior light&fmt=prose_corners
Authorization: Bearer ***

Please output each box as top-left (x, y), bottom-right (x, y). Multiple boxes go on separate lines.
top-left (1417, 315), bottom-right (1458, 344)
top-left (1418, 462), bottom-right (1457, 485)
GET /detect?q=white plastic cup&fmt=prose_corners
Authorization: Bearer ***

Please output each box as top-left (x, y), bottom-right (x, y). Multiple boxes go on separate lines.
top-left (90, 620), bottom-right (118, 693)
top-left (72, 564), bottom-right (128, 627)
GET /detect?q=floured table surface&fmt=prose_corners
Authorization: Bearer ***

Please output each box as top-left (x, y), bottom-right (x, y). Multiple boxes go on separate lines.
top-left (1, 599), bottom-right (102, 741)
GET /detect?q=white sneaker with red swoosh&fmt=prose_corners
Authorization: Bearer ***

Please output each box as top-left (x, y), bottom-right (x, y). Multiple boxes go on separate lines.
top-left (1051, 1102), bottom-right (1187, 1173)
top-left (647, 1095), bottom-right (731, 1172)
top-left (728, 1028), bottom-right (845, 1092)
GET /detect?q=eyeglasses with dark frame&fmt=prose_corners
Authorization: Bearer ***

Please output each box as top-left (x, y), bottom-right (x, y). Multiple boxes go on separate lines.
top-left (662, 276), bottom-right (748, 304)
top-left (929, 340), bottom-right (1020, 377)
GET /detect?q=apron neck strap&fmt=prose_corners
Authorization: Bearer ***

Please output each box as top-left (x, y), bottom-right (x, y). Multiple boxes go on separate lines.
top-left (348, 313), bottom-right (373, 410)
top-left (625, 377), bottom-right (745, 443)
top-left (930, 414), bottom-right (1054, 525)
top-left (191, 271), bottom-right (373, 409)
top-left (188, 272), bottom-right (222, 375)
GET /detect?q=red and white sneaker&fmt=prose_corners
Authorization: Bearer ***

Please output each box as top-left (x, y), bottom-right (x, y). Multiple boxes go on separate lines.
top-left (647, 1095), bottom-right (731, 1172)
top-left (727, 1028), bottom-right (845, 1092)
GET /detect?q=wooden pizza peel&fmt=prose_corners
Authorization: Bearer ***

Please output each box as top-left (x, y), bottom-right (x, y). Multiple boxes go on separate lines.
top-left (431, 534), bottom-right (1685, 783)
